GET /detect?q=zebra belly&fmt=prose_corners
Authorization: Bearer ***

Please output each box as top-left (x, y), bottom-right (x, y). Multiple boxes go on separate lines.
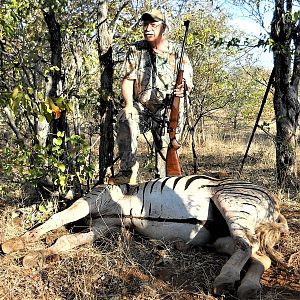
top-left (123, 218), bottom-right (212, 245)
top-left (117, 177), bottom-right (215, 244)
top-left (120, 178), bottom-right (214, 221)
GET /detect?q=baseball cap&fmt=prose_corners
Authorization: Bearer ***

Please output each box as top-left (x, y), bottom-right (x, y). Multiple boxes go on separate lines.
top-left (141, 9), bottom-right (165, 23)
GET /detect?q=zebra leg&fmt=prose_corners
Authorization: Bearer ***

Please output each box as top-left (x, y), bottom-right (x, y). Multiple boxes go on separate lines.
top-left (237, 253), bottom-right (271, 299)
top-left (2, 198), bottom-right (90, 254)
top-left (22, 217), bottom-right (121, 267)
top-left (212, 236), bottom-right (243, 293)
top-left (213, 234), bottom-right (258, 295)
top-left (22, 231), bottom-right (95, 268)
top-left (213, 236), bottom-right (235, 255)
top-left (211, 190), bottom-right (262, 295)
top-left (213, 236), bottom-right (268, 299)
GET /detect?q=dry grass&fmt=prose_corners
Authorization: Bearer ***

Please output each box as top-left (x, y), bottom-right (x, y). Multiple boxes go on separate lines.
top-left (0, 122), bottom-right (300, 300)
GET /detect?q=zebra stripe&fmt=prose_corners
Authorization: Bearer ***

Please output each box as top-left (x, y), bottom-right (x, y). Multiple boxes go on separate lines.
top-left (141, 180), bottom-right (150, 215)
top-left (150, 178), bottom-right (160, 193)
top-left (172, 176), bottom-right (185, 190)
top-left (184, 175), bottom-right (206, 190)
top-left (216, 183), bottom-right (275, 201)
top-left (160, 177), bottom-right (172, 192)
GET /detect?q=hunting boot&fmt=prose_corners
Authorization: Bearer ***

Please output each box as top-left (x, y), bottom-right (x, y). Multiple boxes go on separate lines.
top-left (109, 162), bottom-right (139, 185)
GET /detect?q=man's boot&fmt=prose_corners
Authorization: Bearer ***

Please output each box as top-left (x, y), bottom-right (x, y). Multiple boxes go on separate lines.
top-left (109, 162), bottom-right (139, 185)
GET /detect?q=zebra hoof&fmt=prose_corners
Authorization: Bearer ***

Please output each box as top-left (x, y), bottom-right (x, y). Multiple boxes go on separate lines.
top-left (237, 281), bottom-right (261, 299)
top-left (213, 282), bottom-right (235, 296)
top-left (23, 251), bottom-right (46, 268)
top-left (213, 271), bottom-right (240, 295)
top-left (1, 237), bottom-right (25, 254)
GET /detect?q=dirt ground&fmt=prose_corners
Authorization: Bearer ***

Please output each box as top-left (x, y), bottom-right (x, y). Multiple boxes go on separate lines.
top-left (0, 182), bottom-right (299, 300)
top-left (0, 127), bottom-right (300, 300)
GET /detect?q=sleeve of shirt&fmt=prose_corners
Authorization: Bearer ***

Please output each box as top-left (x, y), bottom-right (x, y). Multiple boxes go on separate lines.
top-left (182, 53), bottom-right (193, 91)
top-left (121, 45), bottom-right (137, 80)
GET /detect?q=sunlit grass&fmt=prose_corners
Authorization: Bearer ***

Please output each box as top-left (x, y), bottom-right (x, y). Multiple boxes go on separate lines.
top-left (0, 120), bottom-right (299, 300)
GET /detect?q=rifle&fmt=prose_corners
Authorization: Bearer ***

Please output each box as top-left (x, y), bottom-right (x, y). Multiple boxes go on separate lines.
top-left (166, 20), bottom-right (190, 176)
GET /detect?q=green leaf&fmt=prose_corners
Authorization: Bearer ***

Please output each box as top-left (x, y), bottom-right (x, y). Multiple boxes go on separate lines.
top-left (56, 96), bottom-right (66, 109)
top-left (49, 65), bottom-right (60, 71)
top-left (53, 137), bottom-right (62, 146)
top-left (27, 87), bottom-right (34, 95)
top-left (38, 204), bottom-right (46, 212)
top-left (59, 175), bottom-right (66, 187)
top-left (52, 145), bottom-right (60, 151)
top-left (38, 114), bottom-right (45, 122)
top-left (37, 92), bottom-right (44, 100)
top-left (11, 87), bottom-right (19, 99)
top-left (57, 163), bottom-right (66, 172)
top-left (57, 131), bottom-right (65, 138)
top-left (65, 101), bottom-right (73, 112)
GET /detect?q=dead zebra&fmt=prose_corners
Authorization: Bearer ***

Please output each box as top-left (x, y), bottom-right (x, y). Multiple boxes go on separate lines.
top-left (1, 175), bottom-right (288, 299)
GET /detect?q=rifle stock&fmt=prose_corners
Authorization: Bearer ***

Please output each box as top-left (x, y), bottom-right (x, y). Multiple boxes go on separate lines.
top-left (165, 20), bottom-right (190, 177)
top-left (166, 145), bottom-right (181, 176)
top-left (166, 71), bottom-right (183, 176)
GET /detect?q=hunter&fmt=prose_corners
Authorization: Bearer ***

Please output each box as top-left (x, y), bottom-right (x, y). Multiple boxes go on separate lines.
top-left (111, 9), bottom-right (193, 185)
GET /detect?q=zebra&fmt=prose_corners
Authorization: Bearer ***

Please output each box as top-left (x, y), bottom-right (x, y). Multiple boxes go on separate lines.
top-left (1, 175), bottom-right (288, 299)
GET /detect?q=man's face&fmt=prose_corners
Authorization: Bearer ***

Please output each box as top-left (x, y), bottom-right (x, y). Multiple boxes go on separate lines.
top-left (143, 20), bottom-right (165, 42)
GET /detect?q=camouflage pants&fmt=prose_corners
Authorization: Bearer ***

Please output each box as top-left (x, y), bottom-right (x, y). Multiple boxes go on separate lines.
top-left (116, 102), bottom-right (184, 178)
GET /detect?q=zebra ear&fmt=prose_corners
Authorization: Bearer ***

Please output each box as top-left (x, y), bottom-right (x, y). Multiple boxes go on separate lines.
top-left (276, 213), bottom-right (289, 233)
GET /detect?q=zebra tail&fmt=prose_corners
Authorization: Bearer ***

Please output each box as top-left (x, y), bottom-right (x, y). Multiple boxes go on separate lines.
top-left (256, 213), bottom-right (289, 269)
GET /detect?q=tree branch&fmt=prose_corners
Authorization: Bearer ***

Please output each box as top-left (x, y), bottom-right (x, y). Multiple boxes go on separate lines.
top-left (109, 1), bottom-right (130, 37)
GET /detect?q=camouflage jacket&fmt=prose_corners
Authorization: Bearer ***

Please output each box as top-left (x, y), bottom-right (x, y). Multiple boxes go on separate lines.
top-left (122, 40), bottom-right (193, 112)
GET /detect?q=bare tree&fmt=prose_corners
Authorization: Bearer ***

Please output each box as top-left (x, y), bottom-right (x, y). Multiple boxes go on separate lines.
top-left (270, 0), bottom-right (300, 187)
top-left (225, 0), bottom-right (300, 187)
top-left (43, 4), bottom-right (66, 143)
top-left (96, 0), bottom-right (114, 184)
top-left (96, 1), bottom-right (129, 183)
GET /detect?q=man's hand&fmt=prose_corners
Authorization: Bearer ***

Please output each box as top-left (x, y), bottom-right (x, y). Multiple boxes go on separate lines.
top-left (118, 104), bottom-right (135, 121)
top-left (174, 83), bottom-right (185, 98)
top-left (120, 78), bottom-right (135, 121)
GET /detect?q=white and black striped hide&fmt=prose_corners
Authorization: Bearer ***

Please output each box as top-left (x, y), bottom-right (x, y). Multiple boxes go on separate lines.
top-left (84, 175), bottom-right (281, 245)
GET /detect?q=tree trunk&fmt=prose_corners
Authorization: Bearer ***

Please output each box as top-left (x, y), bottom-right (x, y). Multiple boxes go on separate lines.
top-left (271, 0), bottom-right (300, 187)
top-left (41, 5), bottom-right (67, 190)
top-left (43, 7), bottom-right (66, 141)
top-left (273, 71), bottom-right (299, 186)
top-left (233, 111), bottom-right (238, 130)
top-left (97, 0), bottom-right (114, 183)
top-left (198, 116), bottom-right (206, 145)
top-left (3, 106), bottom-right (24, 142)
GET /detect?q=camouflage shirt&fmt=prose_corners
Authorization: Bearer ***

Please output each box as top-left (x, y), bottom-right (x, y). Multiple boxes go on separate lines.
top-left (122, 40), bottom-right (193, 112)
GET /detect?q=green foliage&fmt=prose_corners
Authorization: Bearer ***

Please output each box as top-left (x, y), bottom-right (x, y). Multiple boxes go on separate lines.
top-left (16, 200), bottom-right (60, 228)
top-left (292, 11), bottom-right (300, 22)
top-left (0, 131), bottom-right (95, 194)
top-left (0, 0), bottom-right (278, 196)
top-left (167, 4), bottom-right (274, 135)
top-left (225, 67), bottom-right (273, 128)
